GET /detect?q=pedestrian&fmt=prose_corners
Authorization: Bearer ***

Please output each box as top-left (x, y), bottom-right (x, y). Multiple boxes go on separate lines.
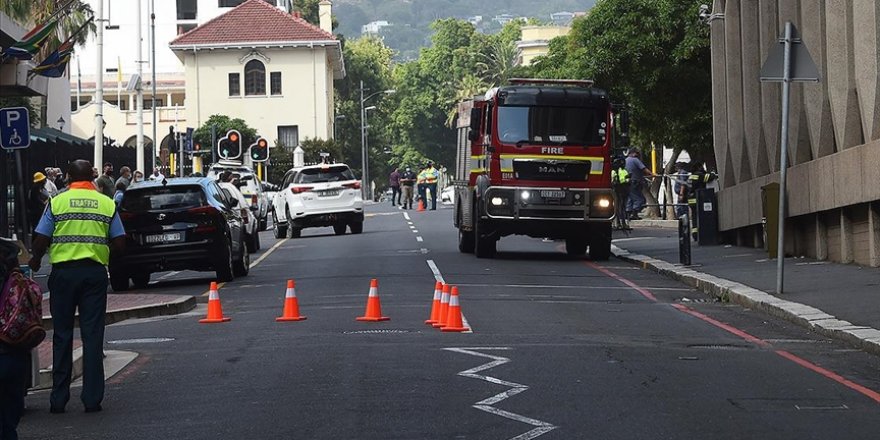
top-left (116, 166), bottom-right (132, 190)
top-left (610, 157), bottom-right (630, 230)
top-left (388, 167), bottom-right (401, 207)
top-left (53, 167), bottom-right (66, 191)
top-left (95, 162), bottom-right (115, 198)
top-left (416, 164), bottom-right (428, 209)
top-left (149, 168), bottom-right (165, 181)
top-left (399, 167), bottom-right (416, 209)
top-left (28, 159), bottom-right (126, 414)
top-left (0, 238), bottom-right (30, 440)
top-left (423, 162), bottom-right (440, 210)
top-left (132, 170), bottom-right (144, 184)
top-left (44, 168), bottom-right (59, 197)
top-left (113, 180), bottom-right (126, 206)
top-left (624, 148), bottom-right (654, 220)
top-left (673, 162), bottom-right (690, 219)
top-left (27, 172), bottom-right (50, 234)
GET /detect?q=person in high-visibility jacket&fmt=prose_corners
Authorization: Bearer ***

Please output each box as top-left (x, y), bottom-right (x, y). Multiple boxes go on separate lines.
top-left (418, 162), bottom-right (440, 210)
top-left (28, 160), bottom-right (126, 414)
top-left (686, 165), bottom-right (718, 240)
top-left (611, 157), bottom-right (631, 230)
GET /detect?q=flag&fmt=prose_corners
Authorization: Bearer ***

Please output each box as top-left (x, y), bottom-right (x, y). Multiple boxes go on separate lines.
top-left (29, 41), bottom-right (75, 78)
top-left (1, 18), bottom-right (59, 60)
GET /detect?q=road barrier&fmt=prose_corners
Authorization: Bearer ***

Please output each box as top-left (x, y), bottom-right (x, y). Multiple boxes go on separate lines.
top-left (432, 283), bottom-right (451, 328)
top-left (199, 282), bottom-right (231, 323)
top-left (356, 279), bottom-right (390, 322)
top-left (441, 286), bottom-right (470, 333)
top-left (276, 279), bottom-right (307, 322)
top-left (424, 281), bottom-right (443, 325)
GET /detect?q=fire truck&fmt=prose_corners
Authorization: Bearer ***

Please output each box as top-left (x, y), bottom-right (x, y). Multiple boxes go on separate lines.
top-left (453, 78), bottom-right (619, 259)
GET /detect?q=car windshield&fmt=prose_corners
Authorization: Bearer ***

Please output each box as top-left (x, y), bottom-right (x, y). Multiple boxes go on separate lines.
top-left (497, 105), bottom-right (607, 146)
top-left (296, 166), bottom-right (355, 184)
top-left (121, 186), bottom-right (206, 212)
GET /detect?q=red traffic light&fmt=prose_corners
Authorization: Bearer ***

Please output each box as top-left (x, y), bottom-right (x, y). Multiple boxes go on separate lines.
top-left (258, 139), bottom-right (267, 148)
top-left (229, 133), bottom-right (239, 142)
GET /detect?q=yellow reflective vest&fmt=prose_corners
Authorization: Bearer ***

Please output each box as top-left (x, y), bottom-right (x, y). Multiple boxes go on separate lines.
top-left (48, 188), bottom-right (116, 265)
top-left (611, 168), bottom-right (630, 185)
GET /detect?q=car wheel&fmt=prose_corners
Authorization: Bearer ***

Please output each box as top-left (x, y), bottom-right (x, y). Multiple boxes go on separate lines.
top-left (287, 227), bottom-right (301, 238)
top-left (273, 210), bottom-right (287, 239)
top-left (565, 236), bottom-right (588, 256)
top-left (333, 223), bottom-right (347, 235)
top-left (259, 216), bottom-right (268, 232)
top-left (233, 240), bottom-right (250, 277)
top-left (109, 269), bottom-right (130, 292)
top-left (131, 272), bottom-right (150, 289)
top-left (216, 244), bottom-right (234, 282)
top-left (246, 230), bottom-right (260, 253)
top-left (349, 221), bottom-right (363, 234)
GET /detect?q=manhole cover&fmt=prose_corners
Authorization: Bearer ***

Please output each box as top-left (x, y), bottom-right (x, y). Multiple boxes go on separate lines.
top-left (343, 329), bottom-right (411, 334)
top-left (108, 337), bottom-right (175, 344)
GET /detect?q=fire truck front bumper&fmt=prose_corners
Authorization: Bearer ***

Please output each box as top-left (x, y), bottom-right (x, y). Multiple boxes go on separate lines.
top-left (483, 186), bottom-right (615, 222)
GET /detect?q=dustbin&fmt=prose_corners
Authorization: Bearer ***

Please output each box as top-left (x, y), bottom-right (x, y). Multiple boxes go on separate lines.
top-left (695, 188), bottom-right (719, 245)
top-left (761, 183), bottom-right (779, 258)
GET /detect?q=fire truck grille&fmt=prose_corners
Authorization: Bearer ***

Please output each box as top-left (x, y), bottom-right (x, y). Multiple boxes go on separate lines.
top-left (519, 209), bottom-right (586, 219)
top-left (513, 160), bottom-right (591, 181)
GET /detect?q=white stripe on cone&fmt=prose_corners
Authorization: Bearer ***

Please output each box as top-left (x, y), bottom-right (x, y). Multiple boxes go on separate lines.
top-left (209, 289), bottom-right (219, 300)
top-left (368, 287), bottom-right (379, 297)
top-left (286, 287), bottom-right (296, 298)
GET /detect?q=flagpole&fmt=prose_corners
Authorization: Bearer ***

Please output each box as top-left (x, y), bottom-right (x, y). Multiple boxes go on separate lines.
top-left (117, 56), bottom-right (122, 109)
top-left (76, 55), bottom-right (82, 110)
top-left (136, 0), bottom-right (145, 174)
top-left (151, 0), bottom-right (157, 173)
top-left (95, 0), bottom-right (104, 167)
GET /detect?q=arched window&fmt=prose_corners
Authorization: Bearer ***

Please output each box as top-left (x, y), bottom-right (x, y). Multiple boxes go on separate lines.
top-left (244, 59), bottom-right (266, 96)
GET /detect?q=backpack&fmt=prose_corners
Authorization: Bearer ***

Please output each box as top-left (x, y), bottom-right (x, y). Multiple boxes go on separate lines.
top-left (0, 271), bottom-right (46, 350)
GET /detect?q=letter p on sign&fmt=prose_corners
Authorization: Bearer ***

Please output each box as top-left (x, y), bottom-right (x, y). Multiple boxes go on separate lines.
top-left (0, 107), bottom-right (30, 150)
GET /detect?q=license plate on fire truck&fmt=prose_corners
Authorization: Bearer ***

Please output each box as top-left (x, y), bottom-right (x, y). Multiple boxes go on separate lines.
top-left (540, 190), bottom-right (566, 199)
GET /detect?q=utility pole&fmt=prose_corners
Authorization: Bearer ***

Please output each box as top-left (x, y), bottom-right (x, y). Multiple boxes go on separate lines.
top-left (94, 0), bottom-right (104, 167)
top-left (150, 0), bottom-right (157, 173)
top-left (136, 0), bottom-right (145, 174)
top-left (360, 80), bottom-right (366, 200)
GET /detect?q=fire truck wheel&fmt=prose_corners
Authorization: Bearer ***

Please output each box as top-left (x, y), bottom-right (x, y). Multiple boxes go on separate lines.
top-left (474, 216), bottom-right (496, 258)
top-left (565, 237), bottom-right (587, 256)
top-left (458, 227), bottom-right (475, 253)
top-left (589, 225), bottom-right (612, 261)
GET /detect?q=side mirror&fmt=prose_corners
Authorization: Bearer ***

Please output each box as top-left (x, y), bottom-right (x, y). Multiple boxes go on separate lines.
top-left (469, 108), bottom-right (482, 131)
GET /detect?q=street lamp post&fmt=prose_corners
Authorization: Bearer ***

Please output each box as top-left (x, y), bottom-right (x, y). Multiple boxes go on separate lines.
top-left (333, 114), bottom-right (345, 142)
top-left (359, 81), bottom-right (395, 200)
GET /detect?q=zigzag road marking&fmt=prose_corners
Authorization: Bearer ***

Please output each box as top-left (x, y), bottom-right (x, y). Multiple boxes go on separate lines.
top-left (445, 347), bottom-right (557, 440)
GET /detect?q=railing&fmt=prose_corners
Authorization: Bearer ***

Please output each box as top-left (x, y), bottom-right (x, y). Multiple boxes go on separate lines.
top-left (123, 107), bottom-right (187, 125)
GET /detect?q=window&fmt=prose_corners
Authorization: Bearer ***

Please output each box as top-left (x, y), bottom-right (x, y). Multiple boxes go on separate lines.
top-left (270, 72), bottom-right (282, 95)
top-left (218, 0), bottom-right (244, 6)
top-left (176, 0), bottom-right (197, 20)
top-left (277, 125), bottom-right (299, 149)
top-left (244, 60), bottom-right (266, 96)
top-left (497, 105), bottom-right (607, 146)
top-left (295, 166), bottom-right (356, 184)
top-left (228, 73), bottom-right (240, 96)
top-left (144, 98), bottom-right (165, 110)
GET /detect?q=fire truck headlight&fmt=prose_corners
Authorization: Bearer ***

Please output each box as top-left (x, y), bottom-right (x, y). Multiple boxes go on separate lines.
top-left (521, 191), bottom-right (531, 201)
top-left (597, 198), bottom-right (611, 209)
top-left (491, 197), bottom-right (505, 206)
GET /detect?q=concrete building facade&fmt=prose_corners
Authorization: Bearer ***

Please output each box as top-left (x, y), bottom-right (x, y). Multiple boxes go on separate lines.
top-left (710, 0), bottom-right (880, 267)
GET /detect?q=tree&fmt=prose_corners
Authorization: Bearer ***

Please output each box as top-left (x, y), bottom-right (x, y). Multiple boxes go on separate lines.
top-left (298, 138), bottom-right (343, 164)
top-left (192, 114), bottom-right (258, 159)
top-left (1, 0), bottom-right (96, 52)
top-left (292, 0), bottom-right (338, 30)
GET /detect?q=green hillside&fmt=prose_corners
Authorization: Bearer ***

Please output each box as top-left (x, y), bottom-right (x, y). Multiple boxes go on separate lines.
top-left (333, 0), bottom-right (597, 60)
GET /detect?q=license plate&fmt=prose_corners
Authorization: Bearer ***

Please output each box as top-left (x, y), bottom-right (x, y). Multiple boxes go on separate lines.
top-left (145, 232), bottom-right (182, 244)
top-left (318, 190), bottom-right (340, 197)
top-left (540, 190), bottom-right (566, 199)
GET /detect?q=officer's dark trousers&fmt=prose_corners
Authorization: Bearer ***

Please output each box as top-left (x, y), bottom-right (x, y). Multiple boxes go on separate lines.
top-left (48, 264), bottom-right (107, 410)
top-left (0, 350), bottom-right (28, 440)
top-left (427, 183), bottom-right (437, 210)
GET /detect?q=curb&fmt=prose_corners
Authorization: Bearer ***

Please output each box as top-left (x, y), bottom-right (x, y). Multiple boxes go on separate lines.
top-left (611, 245), bottom-right (880, 357)
top-left (41, 295), bottom-right (198, 330)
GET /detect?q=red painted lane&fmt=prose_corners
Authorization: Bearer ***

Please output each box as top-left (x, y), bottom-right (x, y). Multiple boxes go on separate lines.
top-left (589, 261), bottom-right (880, 405)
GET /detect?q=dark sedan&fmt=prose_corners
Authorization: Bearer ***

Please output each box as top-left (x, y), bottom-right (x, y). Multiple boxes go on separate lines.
top-left (109, 178), bottom-right (249, 291)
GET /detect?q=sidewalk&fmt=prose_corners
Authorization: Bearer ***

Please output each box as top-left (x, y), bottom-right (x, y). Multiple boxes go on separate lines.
top-left (33, 292), bottom-right (196, 389)
top-left (611, 226), bottom-right (880, 356)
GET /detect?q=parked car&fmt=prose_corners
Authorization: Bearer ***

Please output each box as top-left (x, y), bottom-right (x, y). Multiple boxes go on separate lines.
top-left (219, 177), bottom-right (261, 253)
top-left (109, 178), bottom-right (249, 291)
top-left (272, 163), bottom-right (364, 238)
top-left (207, 161), bottom-right (270, 231)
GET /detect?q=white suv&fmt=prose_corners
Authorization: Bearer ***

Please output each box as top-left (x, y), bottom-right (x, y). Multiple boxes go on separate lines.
top-left (207, 161), bottom-right (270, 231)
top-left (272, 163), bottom-right (364, 238)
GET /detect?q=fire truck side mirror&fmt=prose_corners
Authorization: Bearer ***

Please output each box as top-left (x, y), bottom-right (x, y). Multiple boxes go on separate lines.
top-left (469, 108), bottom-right (482, 131)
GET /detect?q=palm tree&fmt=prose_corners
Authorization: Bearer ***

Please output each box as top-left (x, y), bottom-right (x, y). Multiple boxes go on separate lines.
top-left (476, 39), bottom-right (520, 88)
top-left (445, 74), bottom-right (488, 128)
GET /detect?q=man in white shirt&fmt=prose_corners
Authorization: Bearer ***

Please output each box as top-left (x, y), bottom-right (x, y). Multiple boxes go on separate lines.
top-left (149, 168), bottom-right (165, 181)
top-left (44, 168), bottom-right (59, 197)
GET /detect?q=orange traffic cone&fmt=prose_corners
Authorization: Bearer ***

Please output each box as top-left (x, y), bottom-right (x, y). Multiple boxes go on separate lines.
top-left (199, 282), bottom-right (231, 323)
top-left (417, 198), bottom-right (425, 212)
top-left (276, 279), bottom-right (307, 322)
top-left (424, 281), bottom-right (443, 325)
top-left (432, 283), bottom-right (451, 328)
top-left (356, 279), bottom-right (390, 322)
top-left (442, 286), bottom-right (470, 332)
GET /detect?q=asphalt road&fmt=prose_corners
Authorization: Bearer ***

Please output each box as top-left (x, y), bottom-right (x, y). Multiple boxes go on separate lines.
top-left (20, 203), bottom-right (880, 439)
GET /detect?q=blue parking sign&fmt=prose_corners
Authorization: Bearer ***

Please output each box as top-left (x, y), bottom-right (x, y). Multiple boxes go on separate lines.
top-left (0, 107), bottom-right (30, 150)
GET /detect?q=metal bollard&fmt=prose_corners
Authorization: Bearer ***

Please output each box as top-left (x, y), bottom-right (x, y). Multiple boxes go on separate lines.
top-left (679, 212), bottom-right (691, 266)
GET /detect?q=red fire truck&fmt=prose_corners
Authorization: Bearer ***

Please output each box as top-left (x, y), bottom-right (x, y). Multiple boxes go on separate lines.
top-left (453, 78), bottom-right (617, 259)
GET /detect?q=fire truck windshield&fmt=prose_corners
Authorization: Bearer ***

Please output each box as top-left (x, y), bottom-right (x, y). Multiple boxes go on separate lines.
top-left (497, 105), bottom-right (607, 147)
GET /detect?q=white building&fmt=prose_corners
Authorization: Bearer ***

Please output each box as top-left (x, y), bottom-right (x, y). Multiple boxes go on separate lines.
top-left (361, 20), bottom-right (391, 36)
top-left (169, 0), bottom-right (344, 149)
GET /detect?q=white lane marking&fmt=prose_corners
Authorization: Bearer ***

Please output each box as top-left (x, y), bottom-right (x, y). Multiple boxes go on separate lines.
top-left (413, 230), bottom-right (419, 233)
top-left (420, 248), bottom-right (429, 254)
top-left (445, 348), bottom-right (557, 439)
top-left (409, 225), bottom-right (416, 229)
top-left (416, 236), bottom-right (424, 242)
top-left (427, 260), bottom-right (471, 333)
top-left (250, 237), bottom-right (288, 268)
top-left (403, 212), bottom-right (411, 221)
top-left (407, 221), bottom-right (413, 225)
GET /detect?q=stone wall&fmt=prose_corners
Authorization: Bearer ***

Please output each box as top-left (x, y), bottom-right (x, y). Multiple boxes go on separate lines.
top-left (710, 0), bottom-right (880, 266)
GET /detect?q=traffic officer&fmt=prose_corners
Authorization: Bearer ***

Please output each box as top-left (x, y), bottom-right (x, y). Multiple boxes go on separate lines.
top-left (610, 157), bottom-right (631, 230)
top-left (422, 162), bottom-right (440, 210)
top-left (28, 160), bottom-right (126, 414)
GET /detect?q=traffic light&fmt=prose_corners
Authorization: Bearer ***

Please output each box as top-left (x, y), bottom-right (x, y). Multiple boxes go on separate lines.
top-left (217, 129), bottom-right (241, 160)
top-left (250, 137), bottom-right (269, 162)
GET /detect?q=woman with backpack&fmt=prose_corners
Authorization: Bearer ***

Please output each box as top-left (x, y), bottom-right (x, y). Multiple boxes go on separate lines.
top-left (0, 238), bottom-right (31, 440)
